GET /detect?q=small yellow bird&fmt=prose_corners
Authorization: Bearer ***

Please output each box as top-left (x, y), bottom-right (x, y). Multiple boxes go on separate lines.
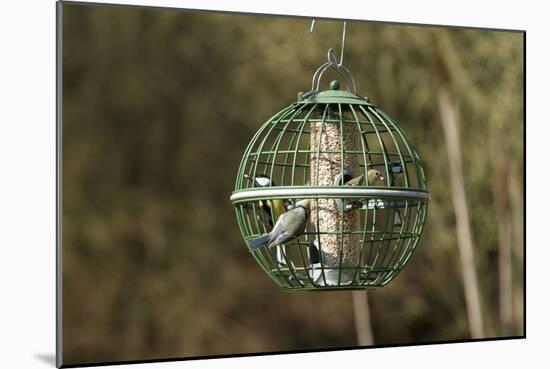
top-left (334, 171), bottom-right (365, 211)
top-left (245, 173), bottom-right (290, 265)
top-left (344, 174), bottom-right (365, 186)
top-left (367, 168), bottom-right (385, 186)
top-left (244, 174), bottom-right (287, 228)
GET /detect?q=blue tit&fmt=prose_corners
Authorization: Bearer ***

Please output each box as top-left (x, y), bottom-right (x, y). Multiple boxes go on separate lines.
top-left (388, 162), bottom-right (404, 227)
top-left (389, 161), bottom-right (404, 187)
top-left (248, 199), bottom-right (310, 251)
top-left (390, 161), bottom-right (403, 175)
top-left (334, 171), bottom-right (365, 211)
top-left (244, 173), bottom-right (287, 228)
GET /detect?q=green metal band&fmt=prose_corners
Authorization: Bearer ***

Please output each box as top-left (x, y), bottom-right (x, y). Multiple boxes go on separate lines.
top-left (301, 89), bottom-right (374, 106)
top-left (230, 187), bottom-right (431, 203)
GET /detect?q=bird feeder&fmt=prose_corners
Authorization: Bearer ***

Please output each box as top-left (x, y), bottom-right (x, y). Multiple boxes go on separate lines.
top-left (230, 23), bottom-right (430, 291)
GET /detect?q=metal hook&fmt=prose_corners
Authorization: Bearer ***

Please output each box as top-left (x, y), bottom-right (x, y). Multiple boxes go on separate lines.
top-left (304, 19), bottom-right (358, 98)
top-left (309, 19), bottom-right (347, 67)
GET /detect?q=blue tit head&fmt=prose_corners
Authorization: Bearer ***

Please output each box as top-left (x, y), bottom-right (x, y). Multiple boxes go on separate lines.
top-left (390, 161), bottom-right (404, 174)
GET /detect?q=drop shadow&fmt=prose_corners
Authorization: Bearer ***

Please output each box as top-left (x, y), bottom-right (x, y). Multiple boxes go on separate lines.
top-left (35, 353), bottom-right (56, 367)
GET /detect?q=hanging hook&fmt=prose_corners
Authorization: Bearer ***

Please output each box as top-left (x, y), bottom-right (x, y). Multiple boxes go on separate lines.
top-left (304, 19), bottom-right (358, 97)
top-left (310, 19), bottom-right (316, 33)
top-left (309, 19), bottom-right (347, 67)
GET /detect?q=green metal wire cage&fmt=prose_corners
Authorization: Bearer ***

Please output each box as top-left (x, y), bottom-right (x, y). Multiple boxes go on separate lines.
top-left (230, 53), bottom-right (430, 291)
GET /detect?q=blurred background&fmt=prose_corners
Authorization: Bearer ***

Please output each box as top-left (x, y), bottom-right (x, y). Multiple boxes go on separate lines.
top-left (61, 2), bottom-right (524, 365)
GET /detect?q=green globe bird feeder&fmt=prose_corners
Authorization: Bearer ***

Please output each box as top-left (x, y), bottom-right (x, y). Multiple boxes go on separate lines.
top-left (230, 22), bottom-right (430, 291)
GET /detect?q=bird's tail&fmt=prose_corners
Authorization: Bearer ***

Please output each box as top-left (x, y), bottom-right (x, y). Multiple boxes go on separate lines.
top-left (248, 234), bottom-right (270, 251)
top-left (308, 241), bottom-right (321, 264)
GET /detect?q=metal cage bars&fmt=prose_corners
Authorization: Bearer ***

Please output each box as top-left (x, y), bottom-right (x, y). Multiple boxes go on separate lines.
top-left (236, 102), bottom-right (427, 191)
top-left (232, 99), bottom-right (429, 290)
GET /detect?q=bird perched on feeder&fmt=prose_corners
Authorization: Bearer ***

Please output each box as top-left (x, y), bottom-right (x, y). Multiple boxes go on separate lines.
top-left (248, 199), bottom-right (311, 251)
top-left (334, 171), bottom-right (365, 211)
top-left (389, 162), bottom-right (404, 227)
top-left (344, 173), bottom-right (365, 186)
top-left (244, 173), bottom-right (292, 265)
top-left (389, 161), bottom-right (404, 184)
top-left (357, 168), bottom-right (387, 210)
top-left (367, 168), bottom-right (385, 186)
top-left (244, 173), bottom-right (288, 228)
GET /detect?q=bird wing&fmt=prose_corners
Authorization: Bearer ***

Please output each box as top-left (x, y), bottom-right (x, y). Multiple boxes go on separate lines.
top-left (267, 207), bottom-right (307, 248)
top-left (269, 231), bottom-right (295, 248)
top-left (281, 207), bottom-right (306, 235)
top-left (345, 174), bottom-right (365, 186)
top-left (268, 216), bottom-right (286, 244)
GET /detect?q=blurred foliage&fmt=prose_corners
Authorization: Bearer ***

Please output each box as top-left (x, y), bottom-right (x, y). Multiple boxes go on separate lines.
top-left (61, 3), bottom-right (524, 365)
